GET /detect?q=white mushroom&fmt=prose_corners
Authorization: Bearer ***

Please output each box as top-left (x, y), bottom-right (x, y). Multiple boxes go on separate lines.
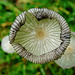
top-left (9, 8), bottom-right (71, 64)
top-left (55, 32), bottom-right (75, 69)
top-left (1, 36), bottom-right (15, 53)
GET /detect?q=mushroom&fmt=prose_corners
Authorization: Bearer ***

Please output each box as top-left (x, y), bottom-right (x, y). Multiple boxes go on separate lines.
top-left (9, 8), bottom-right (71, 64)
top-left (1, 36), bottom-right (15, 53)
top-left (55, 32), bottom-right (75, 69)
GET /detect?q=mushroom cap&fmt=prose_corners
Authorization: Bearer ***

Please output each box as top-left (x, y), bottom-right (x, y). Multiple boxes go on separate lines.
top-left (55, 33), bottom-right (75, 69)
top-left (1, 36), bottom-right (15, 53)
top-left (9, 8), bottom-right (71, 64)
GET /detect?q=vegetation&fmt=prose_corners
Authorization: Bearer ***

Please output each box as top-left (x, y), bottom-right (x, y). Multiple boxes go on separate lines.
top-left (0, 0), bottom-right (75, 75)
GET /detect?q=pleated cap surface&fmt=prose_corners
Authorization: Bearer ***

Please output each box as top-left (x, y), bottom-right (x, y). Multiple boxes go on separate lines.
top-left (9, 8), bottom-right (71, 64)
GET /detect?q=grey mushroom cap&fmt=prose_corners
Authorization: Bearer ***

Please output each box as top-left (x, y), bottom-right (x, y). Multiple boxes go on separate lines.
top-left (55, 32), bottom-right (75, 69)
top-left (9, 8), bottom-right (71, 64)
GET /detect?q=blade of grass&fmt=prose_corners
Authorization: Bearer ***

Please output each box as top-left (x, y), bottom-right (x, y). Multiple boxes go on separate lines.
top-left (48, 64), bottom-right (56, 75)
top-left (39, 65), bottom-right (46, 75)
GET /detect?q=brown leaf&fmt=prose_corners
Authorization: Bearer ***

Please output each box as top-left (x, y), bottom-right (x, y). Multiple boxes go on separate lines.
top-left (1, 22), bottom-right (12, 28)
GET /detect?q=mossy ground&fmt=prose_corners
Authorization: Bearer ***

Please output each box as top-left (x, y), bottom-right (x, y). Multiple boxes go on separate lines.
top-left (0, 0), bottom-right (75, 75)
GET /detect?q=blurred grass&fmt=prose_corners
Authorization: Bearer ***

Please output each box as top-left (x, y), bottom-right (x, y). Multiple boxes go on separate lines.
top-left (0, 0), bottom-right (75, 75)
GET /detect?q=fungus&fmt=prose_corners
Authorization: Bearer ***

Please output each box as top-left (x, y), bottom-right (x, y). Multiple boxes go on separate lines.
top-left (1, 36), bottom-right (15, 53)
top-left (9, 8), bottom-right (71, 64)
top-left (55, 32), bottom-right (75, 69)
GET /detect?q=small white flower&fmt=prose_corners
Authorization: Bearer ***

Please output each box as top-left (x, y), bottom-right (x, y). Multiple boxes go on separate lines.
top-left (55, 33), bottom-right (75, 69)
top-left (1, 36), bottom-right (15, 53)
